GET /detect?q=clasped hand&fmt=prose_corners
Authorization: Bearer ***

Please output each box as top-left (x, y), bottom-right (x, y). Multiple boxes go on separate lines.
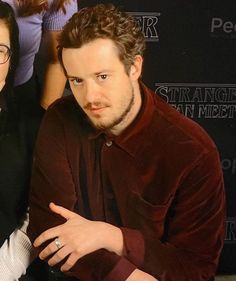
top-left (33, 202), bottom-right (123, 272)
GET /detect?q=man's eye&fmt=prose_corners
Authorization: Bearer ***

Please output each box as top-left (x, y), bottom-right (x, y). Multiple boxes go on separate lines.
top-left (70, 78), bottom-right (82, 86)
top-left (98, 74), bottom-right (108, 81)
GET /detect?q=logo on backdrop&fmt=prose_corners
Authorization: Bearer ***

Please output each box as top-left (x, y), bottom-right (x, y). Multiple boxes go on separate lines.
top-left (222, 158), bottom-right (236, 175)
top-left (155, 83), bottom-right (236, 119)
top-left (210, 17), bottom-right (236, 38)
top-left (225, 218), bottom-right (236, 243)
top-left (129, 12), bottom-right (160, 42)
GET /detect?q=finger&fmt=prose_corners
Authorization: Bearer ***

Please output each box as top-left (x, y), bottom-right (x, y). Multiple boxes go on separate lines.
top-left (49, 202), bottom-right (77, 220)
top-left (34, 226), bottom-right (60, 247)
top-left (48, 245), bottom-right (72, 267)
top-left (39, 238), bottom-right (64, 260)
top-left (61, 251), bottom-right (82, 272)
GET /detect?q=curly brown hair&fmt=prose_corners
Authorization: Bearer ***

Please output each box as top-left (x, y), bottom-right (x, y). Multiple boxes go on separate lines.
top-left (18, 0), bottom-right (71, 17)
top-left (58, 3), bottom-right (145, 74)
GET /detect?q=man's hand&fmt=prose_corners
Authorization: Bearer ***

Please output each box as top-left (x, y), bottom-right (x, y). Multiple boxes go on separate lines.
top-left (34, 202), bottom-right (124, 272)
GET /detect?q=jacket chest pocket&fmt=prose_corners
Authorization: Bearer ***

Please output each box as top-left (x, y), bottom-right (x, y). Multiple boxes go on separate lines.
top-left (126, 191), bottom-right (173, 239)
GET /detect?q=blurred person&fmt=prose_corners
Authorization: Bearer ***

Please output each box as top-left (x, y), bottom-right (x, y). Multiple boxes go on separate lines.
top-left (4, 0), bottom-right (78, 110)
top-left (0, 2), bottom-right (45, 280)
top-left (28, 4), bottom-right (226, 281)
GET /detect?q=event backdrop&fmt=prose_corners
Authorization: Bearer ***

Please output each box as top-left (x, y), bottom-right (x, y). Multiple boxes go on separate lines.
top-left (79, 0), bottom-right (236, 273)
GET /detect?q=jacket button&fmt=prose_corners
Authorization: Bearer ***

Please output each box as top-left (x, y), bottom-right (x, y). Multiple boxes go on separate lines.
top-left (106, 140), bottom-right (113, 147)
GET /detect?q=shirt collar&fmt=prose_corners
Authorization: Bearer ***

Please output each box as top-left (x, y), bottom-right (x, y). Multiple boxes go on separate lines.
top-left (114, 82), bottom-right (156, 156)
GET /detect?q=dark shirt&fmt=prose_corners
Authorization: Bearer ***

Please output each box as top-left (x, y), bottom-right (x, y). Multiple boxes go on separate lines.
top-left (28, 83), bottom-right (226, 281)
top-left (0, 88), bottom-right (42, 246)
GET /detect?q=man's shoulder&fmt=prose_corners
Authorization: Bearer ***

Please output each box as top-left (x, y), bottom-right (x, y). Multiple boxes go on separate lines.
top-left (51, 94), bottom-right (77, 109)
top-left (48, 95), bottom-right (83, 120)
top-left (150, 91), bottom-right (217, 153)
top-left (45, 95), bottom-right (90, 136)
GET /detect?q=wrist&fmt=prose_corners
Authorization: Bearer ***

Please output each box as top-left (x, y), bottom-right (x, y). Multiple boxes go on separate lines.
top-left (99, 222), bottom-right (124, 256)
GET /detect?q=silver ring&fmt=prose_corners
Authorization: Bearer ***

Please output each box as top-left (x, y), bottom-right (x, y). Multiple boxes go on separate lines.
top-left (54, 238), bottom-right (62, 250)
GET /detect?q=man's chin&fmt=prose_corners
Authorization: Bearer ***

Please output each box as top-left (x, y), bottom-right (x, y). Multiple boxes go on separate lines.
top-left (92, 120), bottom-right (113, 131)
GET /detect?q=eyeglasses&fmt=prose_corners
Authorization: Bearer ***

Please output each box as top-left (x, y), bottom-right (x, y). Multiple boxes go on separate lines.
top-left (0, 44), bottom-right (11, 64)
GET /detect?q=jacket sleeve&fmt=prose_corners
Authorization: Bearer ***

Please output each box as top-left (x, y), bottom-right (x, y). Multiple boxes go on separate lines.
top-left (28, 106), bottom-right (78, 242)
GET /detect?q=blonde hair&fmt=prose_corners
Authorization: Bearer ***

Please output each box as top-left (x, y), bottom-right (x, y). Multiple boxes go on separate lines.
top-left (18, 0), bottom-right (72, 16)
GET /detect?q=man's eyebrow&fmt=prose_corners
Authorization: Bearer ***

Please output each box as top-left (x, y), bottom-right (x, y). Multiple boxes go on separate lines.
top-left (66, 75), bottom-right (81, 79)
top-left (66, 70), bottom-right (113, 79)
top-left (95, 69), bottom-right (114, 74)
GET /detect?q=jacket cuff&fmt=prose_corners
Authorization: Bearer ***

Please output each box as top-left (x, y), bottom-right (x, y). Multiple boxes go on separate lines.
top-left (67, 249), bottom-right (122, 280)
top-left (121, 227), bottom-right (145, 267)
top-left (103, 257), bottom-right (136, 281)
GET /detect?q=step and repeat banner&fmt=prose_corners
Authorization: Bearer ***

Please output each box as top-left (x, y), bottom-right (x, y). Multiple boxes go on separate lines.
top-left (79, 0), bottom-right (236, 273)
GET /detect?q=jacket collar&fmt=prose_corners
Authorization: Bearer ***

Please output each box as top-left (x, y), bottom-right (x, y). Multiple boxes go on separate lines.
top-left (88, 82), bottom-right (157, 157)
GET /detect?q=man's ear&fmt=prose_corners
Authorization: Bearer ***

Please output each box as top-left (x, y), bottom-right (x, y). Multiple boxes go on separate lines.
top-left (129, 55), bottom-right (143, 81)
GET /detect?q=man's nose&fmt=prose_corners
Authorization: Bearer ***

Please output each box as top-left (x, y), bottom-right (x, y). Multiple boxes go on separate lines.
top-left (84, 81), bottom-right (100, 103)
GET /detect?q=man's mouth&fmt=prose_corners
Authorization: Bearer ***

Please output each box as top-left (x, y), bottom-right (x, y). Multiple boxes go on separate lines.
top-left (84, 103), bottom-right (109, 114)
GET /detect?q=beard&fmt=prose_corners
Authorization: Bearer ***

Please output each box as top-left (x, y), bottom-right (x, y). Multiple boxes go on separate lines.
top-left (86, 87), bottom-right (135, 132)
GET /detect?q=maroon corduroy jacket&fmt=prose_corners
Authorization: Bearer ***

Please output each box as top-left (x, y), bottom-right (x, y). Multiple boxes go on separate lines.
top-left (28, 83), bottom-right (225, 281)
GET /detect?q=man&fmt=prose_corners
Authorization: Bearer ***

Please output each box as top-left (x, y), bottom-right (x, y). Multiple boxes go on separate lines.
top-left (28, 4), bottom-right (225, 281)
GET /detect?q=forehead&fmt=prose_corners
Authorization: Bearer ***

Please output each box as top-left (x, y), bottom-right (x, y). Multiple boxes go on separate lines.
top-left (62, 39), bottom-right (124, 76)
top-left (0, 21), bottom-right (10, 45)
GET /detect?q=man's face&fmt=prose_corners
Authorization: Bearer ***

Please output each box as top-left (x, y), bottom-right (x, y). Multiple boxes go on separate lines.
top-left (0, 21), bottom-right (10, 91)
top-left (62, 38), bottom-right (142, 135)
